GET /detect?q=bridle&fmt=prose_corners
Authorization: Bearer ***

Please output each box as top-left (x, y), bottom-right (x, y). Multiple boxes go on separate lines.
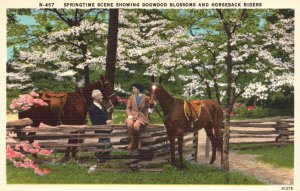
top-left (99, 80), bottom-right (115, 110)
top-left (77, 80), bottom-right (116, 110)
top-left (150, 84), bottom-right (177, 123)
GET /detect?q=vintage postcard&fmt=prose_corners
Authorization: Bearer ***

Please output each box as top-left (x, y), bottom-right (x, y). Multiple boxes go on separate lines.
top-left (0, 0), bottom-right (299, 191)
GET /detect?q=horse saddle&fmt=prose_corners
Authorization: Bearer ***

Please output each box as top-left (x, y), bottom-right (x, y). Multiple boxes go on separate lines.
top-left (183, 100), bottom-right (205, 122)
top-left (41, 90), bottom-right (67, 119)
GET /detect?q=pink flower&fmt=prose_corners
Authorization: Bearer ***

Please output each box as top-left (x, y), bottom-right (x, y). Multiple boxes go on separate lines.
top-left (14, 144), bottom-right (20, 150)
top-left (39, 149), bottom-right (53, 155)
top-left (6, 146), bottom-right (25, 159)
top-left (9, 102), bottom-right (18, 109)
top-left (20, 142), bottom-right (30, 152)
top-left (29, 92), bottom-right (39, 98)
top-left (13, 161), bottom-right (22, 168)
top-left (7, 142), bottom-right (53, 176)
top-left (34, 168), bottom-right (51, 176)
top-left (117, 96), bottom-right (129, 103)
top-left (28, 148), bottom-right (39, 154)
top-left (10, 93), bottom-right (48, 112)
top-left (32, 141), bottom-right (40, 149)
top-left (22, 162), bottom-right (31, 168)
top-left (247, 106), bottom-right (256, 111)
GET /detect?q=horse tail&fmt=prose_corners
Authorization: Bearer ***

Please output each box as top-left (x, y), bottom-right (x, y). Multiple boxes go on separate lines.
top-left (214, 104), bottom-right (224, 152)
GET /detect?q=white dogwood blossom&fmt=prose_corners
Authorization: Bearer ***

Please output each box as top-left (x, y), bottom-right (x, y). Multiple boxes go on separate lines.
top-left (117, 10), bottom-right (189, 80)
top-left (8, 20), bottom-right (108, 90)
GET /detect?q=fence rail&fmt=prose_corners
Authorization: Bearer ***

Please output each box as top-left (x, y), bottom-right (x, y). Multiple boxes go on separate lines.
top-left (6, 118), bottom-right (194, 172)
top-left (229, 117), bottom-right (294, 150)
top-left (6, 116), bottom-right (294, 170)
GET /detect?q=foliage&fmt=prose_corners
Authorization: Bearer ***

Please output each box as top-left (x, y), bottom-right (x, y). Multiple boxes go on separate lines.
top-left (6, 140), bottom-right (53, 176)
top-left (7, 9), bottom-right (108, 90)
top-left (231, 106), bottom-right (293, 120)
top-left (238, 145), bottom-right (294, 169)
top-left (7, 9), bottom-right (294, 123)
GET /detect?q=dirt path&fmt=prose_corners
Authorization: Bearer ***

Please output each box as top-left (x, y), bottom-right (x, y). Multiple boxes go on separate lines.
top-left (197, 152), bottom-right (293, 184)
top-left (196, 130), bottom-right (294, 185)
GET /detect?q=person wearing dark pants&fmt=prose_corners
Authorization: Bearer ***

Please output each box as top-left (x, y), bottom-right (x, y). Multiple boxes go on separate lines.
top-left (88, 89), bottom-right (113, 162)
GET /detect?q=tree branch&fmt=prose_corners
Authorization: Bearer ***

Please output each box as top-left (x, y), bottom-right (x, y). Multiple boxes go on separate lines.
top-left (231, 10), bottom-right (247, 34)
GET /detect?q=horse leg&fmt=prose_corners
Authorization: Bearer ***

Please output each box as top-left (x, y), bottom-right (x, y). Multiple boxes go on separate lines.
top-left (65, 132), bottom-right (77, 158)
top-left (205, 127), bottom-right (217, 164)
top-left (168, 133), bottom-right (176, 167)
top-left (178, 134), bottom-right (184, 170)
top-left (71, 131), bottom-right (84, 158)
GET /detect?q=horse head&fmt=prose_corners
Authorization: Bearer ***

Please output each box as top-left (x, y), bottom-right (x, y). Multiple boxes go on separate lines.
top-left (149, 75), bottom-right (163, 109)
top-left (80, 74), bottom-right (118, 107)
top-left (99, 74), bottom-right (119, 106)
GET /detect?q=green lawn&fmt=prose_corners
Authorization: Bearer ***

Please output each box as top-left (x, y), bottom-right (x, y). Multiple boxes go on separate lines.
top-left (7, 160), bottom-right (264, 184)
top-left (237, 145), bottom-right (294, 169)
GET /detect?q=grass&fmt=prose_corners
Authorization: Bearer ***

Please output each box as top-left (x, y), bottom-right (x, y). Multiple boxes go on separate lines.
top-left (7, 159), bottom-right (264, 184)
top-left (237, 144), bottom-right (294, 169)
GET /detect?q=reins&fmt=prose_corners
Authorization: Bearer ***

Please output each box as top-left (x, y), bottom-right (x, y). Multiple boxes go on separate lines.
top-left (154, 99), bottom-right (178, 122)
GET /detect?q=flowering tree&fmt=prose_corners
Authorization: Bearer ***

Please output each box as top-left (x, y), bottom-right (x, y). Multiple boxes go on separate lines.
top-left (7, 9), bottom-right (108, 91)
top-left (116, 9), bottom-right (189, 92)
top-left (117, 9), bottom-right (294, 171)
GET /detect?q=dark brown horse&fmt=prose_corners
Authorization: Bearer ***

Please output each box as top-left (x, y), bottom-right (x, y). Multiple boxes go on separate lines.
top-left (18, 74), bottom-right (119, 157)
top-left (149, 76), bottom-right (224, 170)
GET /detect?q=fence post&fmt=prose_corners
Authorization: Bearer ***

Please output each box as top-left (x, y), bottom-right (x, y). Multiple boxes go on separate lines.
top-left (7, 118), bottom-right (33, 141)
top-left (274, 121), bottom-right (290, 145)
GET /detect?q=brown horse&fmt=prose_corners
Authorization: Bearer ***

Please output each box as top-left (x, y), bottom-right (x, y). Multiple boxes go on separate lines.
top-left (18, 74), bottom-right (119, 157)
top-left (149, 76), bottom-right (224, 170)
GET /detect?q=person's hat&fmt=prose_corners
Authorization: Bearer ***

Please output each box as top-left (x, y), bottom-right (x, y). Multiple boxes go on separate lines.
top-left (92, 89), bottom-right (102, 98)
top-left (131, 83), bottom-right (144, 92)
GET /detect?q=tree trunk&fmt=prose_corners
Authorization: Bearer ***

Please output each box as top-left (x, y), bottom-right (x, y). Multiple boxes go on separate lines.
top-left (105, 9), bottom-right (119, 88)
top-left (223, 114), bottom-right (230, 171)
top-left (84, 65), bottom-right (90, 86)
top-left (205, 82), bottom-right (212, 99)
top-left (253, 95), bottom-right (257, 107)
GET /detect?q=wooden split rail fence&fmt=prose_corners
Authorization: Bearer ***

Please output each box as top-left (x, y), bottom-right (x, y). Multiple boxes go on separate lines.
top-left (195, 117), bottom-right (294, 160)
top-left (228, 117), bottom-right (294, 150)
top-left (6, 118), bottom-right (195, 172)
top-left (7, 116), bottom-right (293, 170)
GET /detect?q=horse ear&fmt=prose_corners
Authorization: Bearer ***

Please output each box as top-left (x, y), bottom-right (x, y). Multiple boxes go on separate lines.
top-left (159, 76), bottom-right (163, 84)
top-left (151, 75), bottom-right (155, 83)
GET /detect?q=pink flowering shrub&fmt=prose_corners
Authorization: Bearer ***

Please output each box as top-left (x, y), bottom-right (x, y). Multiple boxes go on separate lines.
top-left (6, 141), bottom-right (53, 176)
top-left (247, 106), bottom-right (256, 111)
top-left (222, 109), bottom-right (235, 117)
top-left (117, 96), bottom-right (129, 104)
top-left (233, 102), bottom-right (244, 109)
top-left (10, 92), bottom-right (48, 112)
